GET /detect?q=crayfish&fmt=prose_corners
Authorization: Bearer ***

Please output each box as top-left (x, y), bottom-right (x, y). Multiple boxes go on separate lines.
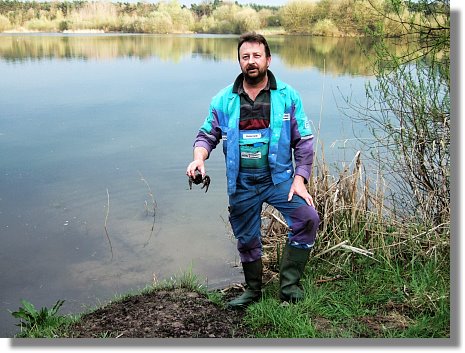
top-left (188, 170), bottom-right (211, 193)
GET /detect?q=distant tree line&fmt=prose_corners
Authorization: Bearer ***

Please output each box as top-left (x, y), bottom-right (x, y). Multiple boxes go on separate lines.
top-left (0, 0), bottom-right (449, 36)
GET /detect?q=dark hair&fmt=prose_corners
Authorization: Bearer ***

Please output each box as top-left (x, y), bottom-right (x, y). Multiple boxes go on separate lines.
top-left (237, 32), bottom-right (271, 61)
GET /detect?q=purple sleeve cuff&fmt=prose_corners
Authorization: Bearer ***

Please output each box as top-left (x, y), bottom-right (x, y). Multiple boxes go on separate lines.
top-left (193, 129), bottom-right (220, 156)
top-left (293, 136), bottom-right (314, 183)
top-left (194, 140), bottom-right (213, 155)
top-left (295, 165), bottom-right (311, 183)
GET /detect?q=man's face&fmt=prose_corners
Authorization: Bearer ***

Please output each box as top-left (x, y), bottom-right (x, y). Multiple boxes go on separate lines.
top-left (238, 41), bottom-right (271, 85)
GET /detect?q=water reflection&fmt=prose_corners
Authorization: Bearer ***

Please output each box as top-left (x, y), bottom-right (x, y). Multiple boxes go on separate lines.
top-left (0, 33), bottom-right (378, 75)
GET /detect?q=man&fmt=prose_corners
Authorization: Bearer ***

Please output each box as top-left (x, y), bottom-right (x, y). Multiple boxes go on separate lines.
top-left (186, 32), bottom-right (320, 308)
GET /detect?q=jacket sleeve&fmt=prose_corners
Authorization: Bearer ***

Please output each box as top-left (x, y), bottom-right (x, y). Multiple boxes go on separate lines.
top-left (290, 90), bottom-right (314, 182)
top-left (293, 136), bottom-right (314, 182)
top-left (193, 104), bottom-right (222, 156)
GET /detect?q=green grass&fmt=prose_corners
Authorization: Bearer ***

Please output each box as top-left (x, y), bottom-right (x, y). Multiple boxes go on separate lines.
top-left (242, 254), bottom-right (450, 338)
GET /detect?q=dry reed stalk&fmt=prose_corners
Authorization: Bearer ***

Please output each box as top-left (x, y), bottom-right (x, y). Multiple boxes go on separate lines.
top-left (314, 240), bottom-right (348, 258)
top-left (138, 171), bottom-right (157, 247)
top-left (314, 58), bottom-right (326, 159)
top-left (104, 188), bottom-right (114, 260)
top-left (340, 243), bottom-right (376, 260)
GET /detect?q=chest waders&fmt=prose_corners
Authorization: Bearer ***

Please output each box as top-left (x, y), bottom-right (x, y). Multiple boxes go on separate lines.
top-left (227, 128), bottom-right (269, 309)
top-left (238, 128), bottom-right (270, 169)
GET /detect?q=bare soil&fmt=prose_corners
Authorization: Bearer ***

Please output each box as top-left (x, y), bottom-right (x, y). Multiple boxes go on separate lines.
top-left (67, 287), bottom-right (252, 338)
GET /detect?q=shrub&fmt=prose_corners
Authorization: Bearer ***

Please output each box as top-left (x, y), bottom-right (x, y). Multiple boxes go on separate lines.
top-left (215, 19), bottom-right (235, 34)
top-left (257, 8), bottom-right (279, 28)
top-left (158, 1), bottom-right (194, 32)
top-left (312, 18), bottom-right (340, 36)
top-left (25, 17), bottom-right (57, 31)
top-left (234, 7), bottom-right (262, 33)
top-left (58, 20), bottom-right (69, 31)
top-left (0, 14), bottom-right (11, 32)
top-left (146, 11), bottom-right (173, 33)
top-left (212, 3), bottom-right (240, 24)
top-left (279, 0), bottom-right (316, 34)
top-left (191, 14), bottom-right (216, 33)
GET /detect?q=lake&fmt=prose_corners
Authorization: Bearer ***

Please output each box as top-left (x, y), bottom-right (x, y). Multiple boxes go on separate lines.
top-left (0, 33), bottom-right (373, 337)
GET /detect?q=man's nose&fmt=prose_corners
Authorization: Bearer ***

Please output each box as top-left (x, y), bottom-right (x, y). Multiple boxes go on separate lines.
top-left (247, 56), bottom-right (256, 64)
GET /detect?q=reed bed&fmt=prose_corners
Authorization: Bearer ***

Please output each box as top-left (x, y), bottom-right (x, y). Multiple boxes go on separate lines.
top-left (259, 149), bottom-right (450, 278)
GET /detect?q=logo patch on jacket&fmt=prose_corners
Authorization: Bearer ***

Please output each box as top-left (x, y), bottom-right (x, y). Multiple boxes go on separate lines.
top-left (243, 133), bottom-right (261, 139)
top-left (241, 151), bottom-right (262, 159)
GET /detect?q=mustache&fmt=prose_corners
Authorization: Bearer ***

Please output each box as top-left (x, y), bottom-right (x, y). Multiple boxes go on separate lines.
top-left (246, 64), bottom-right (258, 70)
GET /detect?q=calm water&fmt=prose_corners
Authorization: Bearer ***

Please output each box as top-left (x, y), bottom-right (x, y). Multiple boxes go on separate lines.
top-left (0, 33), bottom-right (373, 336)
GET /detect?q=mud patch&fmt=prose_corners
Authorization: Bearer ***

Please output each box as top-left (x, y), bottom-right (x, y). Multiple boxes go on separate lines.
top-left (67, 287), bottom-right (250, 338)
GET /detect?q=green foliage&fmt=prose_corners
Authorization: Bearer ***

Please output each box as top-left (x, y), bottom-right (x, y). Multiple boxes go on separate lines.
top-left (58, 19), bottom-right (68, 31)
top-left (0, 0), bottom-right (272, 34)
top-left (152, 265), bottom-right (207, 293)
top-left (145, 11), bottom-right (174, 33)
top-left (234, 7), bottom-right (262, 33)
top-left (0, 13), bottom-right (10, 30)
top-left (11, 299), bottom-right (66, 335)
top-left (279, 0), bottom-right (316, 34)
top-left (312, 18), bottom-right (340, 36)
top-left (158, 0), bottom-right (194, 32)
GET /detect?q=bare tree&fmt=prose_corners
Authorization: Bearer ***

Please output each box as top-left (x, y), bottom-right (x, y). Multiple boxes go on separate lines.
top-left (345, 0), bottom-right (450, 227)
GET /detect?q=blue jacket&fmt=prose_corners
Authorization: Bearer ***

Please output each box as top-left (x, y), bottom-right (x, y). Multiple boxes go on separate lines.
top-left (195, 73), bottom-right (314, 195)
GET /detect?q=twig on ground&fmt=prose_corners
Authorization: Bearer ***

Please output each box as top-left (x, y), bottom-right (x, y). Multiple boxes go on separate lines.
top-left (315, 274), bottom-right (344, 285)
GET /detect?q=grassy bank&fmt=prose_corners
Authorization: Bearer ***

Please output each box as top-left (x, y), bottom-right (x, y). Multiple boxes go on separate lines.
top-left (10, 253), bottom-right (450, 338)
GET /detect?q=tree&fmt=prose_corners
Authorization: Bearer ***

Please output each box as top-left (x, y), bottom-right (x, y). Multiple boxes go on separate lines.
top-left (279, 0), bottom-right (316, 34)
top-left (346, 0), bottom-right (450, 228)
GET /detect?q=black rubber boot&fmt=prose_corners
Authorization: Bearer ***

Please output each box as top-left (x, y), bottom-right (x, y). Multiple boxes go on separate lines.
top-left (279, 242), bottom-right (311, 303)
top-left (227, 259), bottom-right (263, 309)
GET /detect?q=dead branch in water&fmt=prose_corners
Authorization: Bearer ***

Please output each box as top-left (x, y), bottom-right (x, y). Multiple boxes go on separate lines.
top-left (104, 188), bottom-right (114, 260)
top-left (138, 171), bottom-right (157, 247)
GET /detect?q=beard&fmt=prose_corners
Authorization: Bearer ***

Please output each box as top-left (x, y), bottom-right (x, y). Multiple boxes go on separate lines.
top-left (242, 64), bottom-right (268, 85)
